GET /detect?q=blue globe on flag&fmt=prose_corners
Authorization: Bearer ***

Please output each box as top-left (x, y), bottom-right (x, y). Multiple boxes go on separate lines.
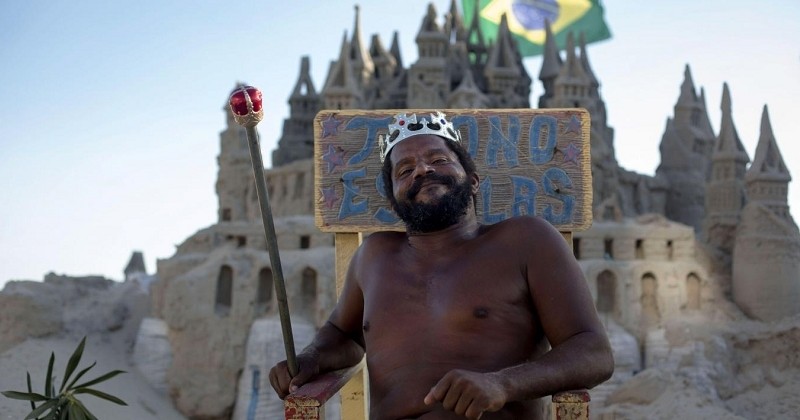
top-left (511, 0), bottom-right (560, 30)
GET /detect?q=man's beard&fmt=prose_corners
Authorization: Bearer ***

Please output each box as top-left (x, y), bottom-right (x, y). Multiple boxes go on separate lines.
top-left (392, 173), bottom-right (473, 233)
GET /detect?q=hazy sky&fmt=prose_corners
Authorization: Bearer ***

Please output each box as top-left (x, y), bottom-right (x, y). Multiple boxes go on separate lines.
top-left (2, 1), bottom-right (799, 287)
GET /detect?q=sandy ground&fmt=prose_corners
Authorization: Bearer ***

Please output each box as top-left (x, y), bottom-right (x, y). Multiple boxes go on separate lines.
top-left (0, 334), bottom-right (186, 420)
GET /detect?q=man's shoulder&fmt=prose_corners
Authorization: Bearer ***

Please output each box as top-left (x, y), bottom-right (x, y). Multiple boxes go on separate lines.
top-left (487, 215), bottom-right (557, 236)
top-left (359, 231), bottom-right (406, 252)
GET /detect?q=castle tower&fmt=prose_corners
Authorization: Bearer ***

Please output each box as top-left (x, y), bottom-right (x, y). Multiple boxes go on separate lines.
top-left (348, 5), bottom-right (374, 89)
top-left (447, 66), bottom-right (490, 108)
top-left (272, 56), bottom-right (321, 167)
top-left (483, 14), bottom-right (525, 107)
top-left (444, 0), bottom-right (470, 92)
top-left (465, 0), bottom-right (489, 70)
top-left (703, 83), bottom-right (749, 252)
top-left (321, 32), bottom-right (364, 109)
top-left (732, 105), bottom-right (800, 321)
top-left (408, 3), bottom-right (450, 107)
top-left (383, 31), bottom-right (409, 109)
top-left (368, 34), bottom-right (398, 108)
top-left (216, 83), bottom-right (256, 222)
top-left (537, 20), bottom-right (561, 108)
top-left (657, 65), bottom-right (716, 231)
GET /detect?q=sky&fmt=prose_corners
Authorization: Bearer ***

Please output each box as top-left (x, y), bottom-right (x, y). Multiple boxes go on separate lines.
top-left (1, 1), bottom-right (799, 288)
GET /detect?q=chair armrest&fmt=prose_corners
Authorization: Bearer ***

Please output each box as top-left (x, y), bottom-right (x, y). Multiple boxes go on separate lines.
top-left (551, 389), bottom-right (590, 420)
top-left (284, 359), bottom-right (366, 420)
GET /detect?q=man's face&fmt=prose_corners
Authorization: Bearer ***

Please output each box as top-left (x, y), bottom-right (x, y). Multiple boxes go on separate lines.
top-left (388, 135), bottom-right (476, 233)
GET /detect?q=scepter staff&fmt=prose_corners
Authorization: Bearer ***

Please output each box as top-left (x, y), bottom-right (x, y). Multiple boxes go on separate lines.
top-left (229, 85), bottom-right (298, 377)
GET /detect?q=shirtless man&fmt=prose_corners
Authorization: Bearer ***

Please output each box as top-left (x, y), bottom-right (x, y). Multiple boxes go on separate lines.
top-left (270, 112), bottom-right (613, 419)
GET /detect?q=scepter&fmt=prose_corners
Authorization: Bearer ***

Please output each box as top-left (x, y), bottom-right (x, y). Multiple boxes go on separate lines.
top-left (229, 85), bottom-right (298, 377)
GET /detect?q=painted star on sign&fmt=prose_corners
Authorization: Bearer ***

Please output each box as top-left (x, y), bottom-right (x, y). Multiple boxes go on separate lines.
top-left (564, 115), bottom-right (582, 135)
top-left (320, 186), bottom-right (340, 210)
top-left (322, 144), bottom-right (346, 174)
top-left (563, 142), bottom-right (582, 165)
top-left (321, 114), bottom-right (342, 138)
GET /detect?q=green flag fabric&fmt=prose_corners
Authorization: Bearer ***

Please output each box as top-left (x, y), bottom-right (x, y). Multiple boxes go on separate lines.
top-left (463, 0), bottom-right (612, 57)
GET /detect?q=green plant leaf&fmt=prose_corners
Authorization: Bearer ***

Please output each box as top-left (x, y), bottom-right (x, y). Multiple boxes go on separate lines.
top-left (59, 337), bottom-right (86, 393)
top-left (1, 390), bottom-right (49, 401)
top-left (58, 405), bottom-right (68, 420)
top-left (67, 402), bottom-right (86, 420)
top-left (27, 371), bottom-right (36, 411)
top-left (24, 398), bottom-right (58, 420)
top-left (45, 352), bottom-right (55, 398)
top-left (41, 408), bottom-right (58, 420)
top-left (63, 361), bottom-right (96, 392)
top-left (73, 399), bottom-right (99, 420)
top-left (73, 370), bottom-right (126, 390)
top-left (73, 388), bottom-right (127, 406)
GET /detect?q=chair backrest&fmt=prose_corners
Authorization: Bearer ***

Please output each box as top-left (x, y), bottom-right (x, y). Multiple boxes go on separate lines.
top-left (303, 108), bottom-right (593, 420)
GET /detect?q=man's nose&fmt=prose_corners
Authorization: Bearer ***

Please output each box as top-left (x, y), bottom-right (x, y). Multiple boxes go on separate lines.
top-left (412, 162), bottom-right (434, 179)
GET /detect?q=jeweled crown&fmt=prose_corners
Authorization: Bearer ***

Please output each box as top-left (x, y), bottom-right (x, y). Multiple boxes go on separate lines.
top-left (378, 111), bottom-right (461, 162)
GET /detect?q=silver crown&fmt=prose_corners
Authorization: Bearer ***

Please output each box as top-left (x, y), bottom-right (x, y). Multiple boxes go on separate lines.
top-left (378, 111), bottom-right (461, 162)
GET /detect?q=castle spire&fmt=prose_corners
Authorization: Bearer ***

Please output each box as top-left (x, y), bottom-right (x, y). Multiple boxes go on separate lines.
top-left (349, 5), bottom-right (374, 87)
top-left (389, 31), bottom-right (404, 71)
top-left (465, 0), bottom-right (488, 64)
top-left (321, 31), bottom-right (363, 109)
top-left (677, 64), bottom-right (697, 106)
top-left (578, 32), bottom-right (598, 91)
top-left (714, 83), bottom-right (749, 162)
top-left (484, 13), bottom-right (524, 107)
top-left (746, 105), bottom-right (791, 184)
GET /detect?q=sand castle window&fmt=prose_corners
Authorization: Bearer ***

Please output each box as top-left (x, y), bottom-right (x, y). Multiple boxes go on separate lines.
top-left (237, 236), bottom-right (246, 248)
top-left (635, 239), bottom-right (644, 259)
top-left (667, 240), bottom-right (674, 260)
top-left (300, 267), bottom-right (318, 322)
top-left (596, 270), bottom-right (616, 315)
top-left (641, 273), bottom-right (660, 327)
top-left (215, 265), bottom-right (233, 317)
top-left (604, 239), bottom-right (614, 260)
top-left (294, 173), bottom-right (305, 199)
top-left (300, 235), bottom-right (310, 249)
top-left (686, 273), bottom-right (701, 310)
top-left (256, 268), bottom-right (273, 316)
top-left (222, 208), bottom-right (232, 222)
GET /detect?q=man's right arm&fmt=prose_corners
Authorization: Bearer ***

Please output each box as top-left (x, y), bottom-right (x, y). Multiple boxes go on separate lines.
top-left (268, 244), bottom-right (367, 399)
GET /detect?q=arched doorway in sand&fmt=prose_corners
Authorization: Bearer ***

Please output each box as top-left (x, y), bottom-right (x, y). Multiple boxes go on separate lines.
top-left (215, 265), bottom-right (233, 316)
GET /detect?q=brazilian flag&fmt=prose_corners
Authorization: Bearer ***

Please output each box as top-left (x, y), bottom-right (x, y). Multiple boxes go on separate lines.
top-left (462, 0), bottom-right (612, 57)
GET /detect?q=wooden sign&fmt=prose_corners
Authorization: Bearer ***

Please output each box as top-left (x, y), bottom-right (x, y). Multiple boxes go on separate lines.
top-left (313, 109), bottom-right (592, 232)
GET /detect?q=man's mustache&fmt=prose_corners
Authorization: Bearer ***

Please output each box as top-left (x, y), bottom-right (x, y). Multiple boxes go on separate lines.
top-left (407, 173), bottom-right (456, 200)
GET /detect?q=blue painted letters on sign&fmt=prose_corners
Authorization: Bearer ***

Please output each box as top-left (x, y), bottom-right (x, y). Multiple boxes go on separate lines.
top-left (511, 175), bottom-right (538, 217)
top-left (529, 115), bottom-right (558, 164)
top-left (339, 167), bottom-right (369, 219)
top-left (480, 176), bottom-right (506, 223)
top-left (542, 167), bottom-right (574, 224)
top-left (486, 116), bottom-right (520, 168)
top-left (451, 115), bottom-right (480, 158)
top-left (373, 174), bottom-right (399, 224)
top-left (346, 117), bottom-right (393, 165)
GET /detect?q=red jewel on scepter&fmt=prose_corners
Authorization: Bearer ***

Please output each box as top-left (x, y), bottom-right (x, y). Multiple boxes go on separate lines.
top-left (228, 85), bottom-right (264, 127)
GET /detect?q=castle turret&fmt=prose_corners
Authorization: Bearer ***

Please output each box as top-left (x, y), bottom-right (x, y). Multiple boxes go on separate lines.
top-left (408, 3), bottom-right (450, 107)
top-left (465, 0), bottom-right (488, 68)
top-left (272, 56), bottom-right (320, 167)
top-left (348, 5), bottom-right (374, 89)
top-left (703, 83), bottom-right (749, 252)
top-left (537, 20), bottom-right (562, 107)
top-left (658, 65), bottom-right (716, 231)
top-left (732, 105), bottom-right (800, 321)
top-left (483, 14), bottom-right (525, 107)
top-left (321, 32), bottom-right (364, 109)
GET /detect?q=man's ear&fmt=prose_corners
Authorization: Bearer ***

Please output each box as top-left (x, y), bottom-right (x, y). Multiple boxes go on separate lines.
top-left (469, 173), bottom-right (480, 195)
